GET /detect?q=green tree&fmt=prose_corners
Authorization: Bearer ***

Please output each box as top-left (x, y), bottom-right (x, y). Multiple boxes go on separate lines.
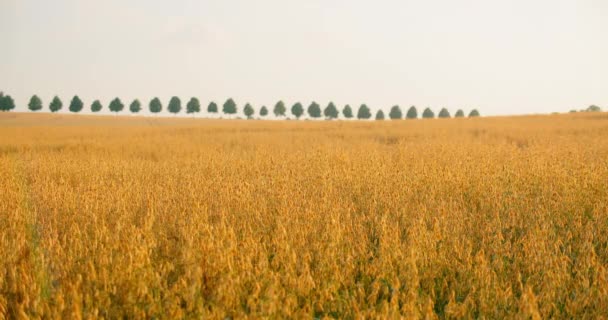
top-left (129, 99), bottom-right (141, 113)
top-left (308, 102), bottom-right (321, 118)
top-left (422, 108), bottom-right (435, 119)
top-left (28, 95), bottom-right (43, 111)
top-left (244, 103), bottom-right (255, 119)
top-left (91, 100), bottom-right (103, 112)
top-left (438, 108), bottom-right (451, 118)
top-left (343, 105), bottom-right (353, 119)
top-left (69, 95), bottom-right (84, 113)
top-left (375, 110), bottom-right (385, 120)
top-left (0, 94), bottom-right (15, 111)
top-left (357, 104), bottom-right (371, 119)
top-left (49, 96), bottom-right (63, 112)
top-left (324, 102), bottom-right (339, 119)
top-left (149, 97), bottom-right (162, 114)
top-left (186, 97), bottom-right (200, 114)
top-left (468, 109), bottom-right (480, 117)
top-left (274, 100), bottom-right (286, 117)
top-left (108, 97), bottom-right (124, 113)
top-left (406, 106), bottom-right (418, 119)
top-left (389, 105), bottom-right (402, 119)
top-left (260, 106), bottom-right (268, 117)
top-left (223, 98), bottom-right (237, 114)
top-left (6, 95), bottom-right (15, 111)
top-left (208, 102), bottom-right (218, 113)
top-left (291, 102), bottom-right (304, 119)
top-left (168, 96), bottom-right (181, 114)
top-left (455, 109), bottom-right (465, 118)
top-left (586, 105), bottom-right (601, 112)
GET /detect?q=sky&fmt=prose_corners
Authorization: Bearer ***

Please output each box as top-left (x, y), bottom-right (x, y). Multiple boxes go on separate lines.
top-left (1, 0), bottom-right (607, 117)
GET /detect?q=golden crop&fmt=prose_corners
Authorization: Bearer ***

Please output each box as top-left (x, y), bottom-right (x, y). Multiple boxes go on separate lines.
top-left (1, 112), bottom-right (607, 319)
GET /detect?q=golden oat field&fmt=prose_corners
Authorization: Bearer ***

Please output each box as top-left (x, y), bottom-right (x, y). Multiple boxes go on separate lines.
top-left (1, 112), bottom-right (608, 319)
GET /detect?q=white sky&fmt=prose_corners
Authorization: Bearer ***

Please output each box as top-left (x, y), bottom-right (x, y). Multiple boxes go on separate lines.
top-left (1, 0), bottom-right (607, 117)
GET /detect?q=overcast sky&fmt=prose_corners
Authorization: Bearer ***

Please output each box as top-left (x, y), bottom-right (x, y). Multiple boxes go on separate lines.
top-left (1, 0), bottom-right (607, 116)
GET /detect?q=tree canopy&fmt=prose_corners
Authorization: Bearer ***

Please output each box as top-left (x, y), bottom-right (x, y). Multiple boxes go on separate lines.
top-left (343, 105), bottom-right (353, 119)
top-left (223, 98), bottom-right (237, 114)
top-left (208, 102), bottom-right (218, 113)
top-left (291, 102), bottom-right (304, 119)
top-left (260, 106), bottom-right (268, 117)
top-left (438, 108), bottom-right (451, 118)
top-left (422, 108), bottom-right (435, 119)
top-left (406, 106), bottom-right (418, 119)
top-left (49, 96), bottom-right (63, 112)
top-left (129, 99), bottom-right (141, 113)
top-left (274, 101), bottom-right (286, 117)
top-left (168, 96), bottom-right (181, 114)
top-left (0, 94), bottom-right (15, 111)
top-left (69, 95), bottom-right (84, 113)
top-left (186, 97), bottom-right (201, 114)
top-left (108, 98), bottom-right (124, 113)
top-left (357, 104), bottom-right (371, 119)
top-left (455, 109), bottom-right (465, 118)
top-left (389, 105), bottom-right (402, 119)
top-left (28, 95), bottom-right (43, 111)
top-left (324, 102), bottom-right (339, 119)
top-left (375, 110), bottom-right (385, 120)
top-left (469, 109), bottom-right (480, 117)
top-left (244, 103), bottom-right (255, 119)
top-left (308, 102), bottom-right (321, 118)
top-left (91, 100), bottom-right (103, 112)
top-left (149, 97), bottom-right (162, 113)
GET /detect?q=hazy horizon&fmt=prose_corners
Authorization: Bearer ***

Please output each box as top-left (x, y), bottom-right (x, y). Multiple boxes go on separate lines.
top-left (1, 0), bottom-right (607, 117)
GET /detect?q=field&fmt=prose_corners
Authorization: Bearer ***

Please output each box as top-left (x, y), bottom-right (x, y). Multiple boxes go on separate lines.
top-left (1, 112), bottom-right (607, 319)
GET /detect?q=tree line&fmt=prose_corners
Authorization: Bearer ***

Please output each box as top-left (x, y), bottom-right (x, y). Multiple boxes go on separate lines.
top-left (1, 92), bottom-right (483, 119)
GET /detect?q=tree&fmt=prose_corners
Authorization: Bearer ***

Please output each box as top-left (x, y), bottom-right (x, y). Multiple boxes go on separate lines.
top-left (422, 108), bottom-right (435, 119)
top-left (274, 100), bottom-right (286, 117)
top-left (28, 95), bottom-right (43, 111)
top-left (223, 98), bottom-right (237, 115)
top-left (375, 110), bottom-right (385, 120)
top-left (186, 97), bottom-right (200, 114)
top-left (0, 94), bottom-right (15, 111)
top-left (308, 102), bottom-right (321, 118)
top-left (468, 109), bottom-right (480, 117)
top-left (343, 105), bottom-right (353, 119)
top-left (389, 105), bottom-right (402, 119)
top-left (6, 95), bottom-right (15, 111)
top-left (244, 103), bottom-right (255, 119)
top-left (208, 102), bottom-right (218, 113)
top-left (586, 105), bottom-right (601, 112)
top-left (357, 104), bottom-right (371, 119)
top-left (49, 96), bottom-right (63, 112)
top-left (260, 106), bottom-right (268, 117)
top-left (455, 109), bottom-right (465, 118)
top-left (324, 102), bottom-right (339, 119)
top-left (149, 97), bottom-right (162, 114)
top-left (438, 108), bottom-right (451, 118)
top-left (168, 96), bottom-right (181, 114)
top-left (108, 97), bottom-right (124, 113)
top-left (291, 102), bottom-right (304, 119)
top-left (129, 99), bottom-right (141, 113)
top-left (91, 100), bottom-right (103, 112)
top-left (69, 95), bottom-right (84, 113)
top-left (406, 106), bottom-right (418, 119)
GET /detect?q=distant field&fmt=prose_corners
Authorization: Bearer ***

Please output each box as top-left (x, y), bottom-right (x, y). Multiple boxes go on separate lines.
top-left (1, 112), bottom-right (607, 318)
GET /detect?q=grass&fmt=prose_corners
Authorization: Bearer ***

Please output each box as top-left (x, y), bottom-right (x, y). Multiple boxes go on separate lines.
top-left (1, 112), bottom-right (607, 318)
